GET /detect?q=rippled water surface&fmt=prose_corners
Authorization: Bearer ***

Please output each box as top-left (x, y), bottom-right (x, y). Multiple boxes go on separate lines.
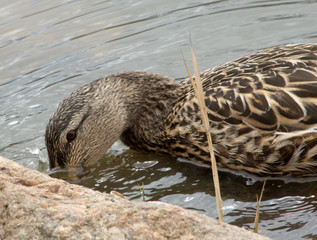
top-left (1, 1), bottom-right (317, 239)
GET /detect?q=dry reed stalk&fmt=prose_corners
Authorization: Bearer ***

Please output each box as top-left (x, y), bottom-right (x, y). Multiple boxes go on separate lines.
top-left (254, 180), bottom-right (266, 233)
top-left (182, 42), bottom-right (224, 222)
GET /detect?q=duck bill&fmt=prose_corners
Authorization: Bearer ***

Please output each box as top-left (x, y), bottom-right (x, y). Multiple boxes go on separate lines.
top-left (48, 165), bottom-right (90, 181)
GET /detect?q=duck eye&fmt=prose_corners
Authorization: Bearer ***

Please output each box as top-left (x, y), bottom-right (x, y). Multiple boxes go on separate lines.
top-left (66, 130), bottom-right (77, 142)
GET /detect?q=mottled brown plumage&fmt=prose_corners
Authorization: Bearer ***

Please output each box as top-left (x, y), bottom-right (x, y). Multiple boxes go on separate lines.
top-left (46, 43), bottom-right (317, 177)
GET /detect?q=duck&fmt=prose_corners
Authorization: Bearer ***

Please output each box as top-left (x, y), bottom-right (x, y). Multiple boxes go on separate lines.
top-left (45, 43), bottom-right (317, 177)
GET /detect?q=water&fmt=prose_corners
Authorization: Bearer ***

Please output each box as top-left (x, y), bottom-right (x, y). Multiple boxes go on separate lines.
top-left (1, 0), bottom-right (317, 239)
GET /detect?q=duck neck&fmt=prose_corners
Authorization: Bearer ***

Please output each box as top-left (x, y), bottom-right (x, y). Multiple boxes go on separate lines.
top-left (104, 72), bottom-right (185, 152)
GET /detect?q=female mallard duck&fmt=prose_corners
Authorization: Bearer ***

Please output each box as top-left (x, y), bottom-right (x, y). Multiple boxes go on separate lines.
top-left (46, 43), bottom-right (317, 177)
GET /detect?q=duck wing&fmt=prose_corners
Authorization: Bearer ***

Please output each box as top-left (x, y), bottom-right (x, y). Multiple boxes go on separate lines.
top-left (198, 43), bottom-right (317, 133)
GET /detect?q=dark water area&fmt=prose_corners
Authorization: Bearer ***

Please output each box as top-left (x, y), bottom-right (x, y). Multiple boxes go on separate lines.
top-left (1, 1), bottom-right (317, 239)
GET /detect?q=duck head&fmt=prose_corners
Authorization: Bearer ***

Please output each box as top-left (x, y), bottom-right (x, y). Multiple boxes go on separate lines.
top-left (45, 77), bottom-right (128, 169)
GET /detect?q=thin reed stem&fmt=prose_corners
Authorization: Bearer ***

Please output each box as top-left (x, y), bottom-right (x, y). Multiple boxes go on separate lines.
top-left (182, 42), bottom-right (223, 222)
top-left (254, 180), bottom-right (266, 233)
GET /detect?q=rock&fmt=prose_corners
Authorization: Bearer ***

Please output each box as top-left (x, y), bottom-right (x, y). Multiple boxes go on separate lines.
top-left (0, 156), bottom-right (271, 240)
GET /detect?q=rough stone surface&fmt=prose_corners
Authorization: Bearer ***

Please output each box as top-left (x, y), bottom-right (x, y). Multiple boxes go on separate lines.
top-left (0, 156), bottom-right (271, 240)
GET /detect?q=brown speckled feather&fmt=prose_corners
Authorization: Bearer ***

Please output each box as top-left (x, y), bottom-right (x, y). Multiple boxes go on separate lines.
top-left (166, 44), bottom-right (317, 177)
